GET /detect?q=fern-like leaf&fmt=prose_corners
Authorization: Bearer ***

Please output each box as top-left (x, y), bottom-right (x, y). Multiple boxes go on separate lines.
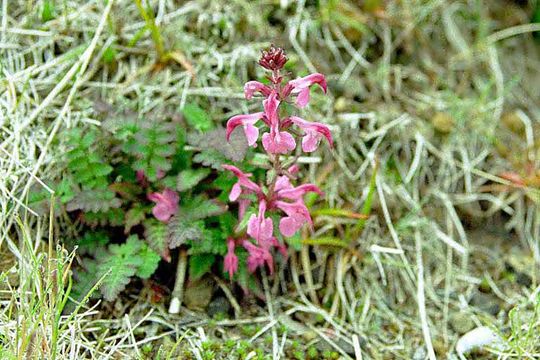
top-left (124, 204), bottom-right (148, 233)
top-left (167, 217), bottom-right (204, 249)
top-left (143, 219), bottom-right (170, 260)
top-left (82, 208), bottom-right (124, 227)
top-left (136, 243), bottom-right (161, 279)
top-left (129, 120), bottom-right (176, 181)
top-left (181, 195), bottom-right (227, 221)
top-left (176, 168), bottom-right (210, 192)
top-left (97, 236), bottom-right (144, 301)
top-left (66, 129), bottom-right (113, 190)
top-left (67, 188), bottom-right (121, 213)
top-left (189, 254), bottom-right (215, 280)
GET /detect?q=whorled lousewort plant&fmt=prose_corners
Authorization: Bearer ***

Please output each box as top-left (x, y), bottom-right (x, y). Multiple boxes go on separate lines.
top-left (223, 45), bottom-right (333, 278)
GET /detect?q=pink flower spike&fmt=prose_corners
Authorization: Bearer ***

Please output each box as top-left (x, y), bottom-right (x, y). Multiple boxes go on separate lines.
top-left (222, 165), bottom-right (262, 201)
top-left (226, 112), bottom-right (264, 147)
top-left (247, 200), bottom-right (273, 245)
top-left (275, 200), bottom-right (313, 237)
top-left (289, 116), bottom-right (333, 152)
top-left (262, 130), bottom-right (296, 154)
top-left (244, 81), bottom-right (272, 99)
top-left (224, 239), bottom-right (238, 279)
top-left (147, 188), bottom-right (179, 223)
top-left (243, 240), bottom-right (274, 274)
top-left (286, 73), bottom-right (327, 108)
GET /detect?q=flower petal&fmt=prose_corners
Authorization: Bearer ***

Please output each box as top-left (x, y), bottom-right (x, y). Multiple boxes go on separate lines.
top-left (226, 112), bottom-right (264, 146)
top-left (244, 81), bottom-right (271, 99)
top-left (262, 130), bottom-right (296, 154)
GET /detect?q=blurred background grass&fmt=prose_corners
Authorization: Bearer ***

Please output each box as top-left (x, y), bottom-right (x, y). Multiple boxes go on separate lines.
top-left (0, 0), bottom-right (539, 358)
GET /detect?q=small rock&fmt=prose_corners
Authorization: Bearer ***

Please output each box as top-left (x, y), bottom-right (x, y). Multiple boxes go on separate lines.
top-left (184, 276), bottom-right (215, 310)
top-left (449, 312), bottom-right (475, 334)
top-left (207, 296), bottom-right (231, 318)
top-left (471, 293), bottom-right (501, 316)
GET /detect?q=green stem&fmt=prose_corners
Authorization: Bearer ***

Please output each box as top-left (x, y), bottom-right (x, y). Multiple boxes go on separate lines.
top-left (354, 159), bottom-right (378, 233)
top-left (133, 0), bottom-right (165, 60)
top-left (302, 237), bottom-right (349, 248)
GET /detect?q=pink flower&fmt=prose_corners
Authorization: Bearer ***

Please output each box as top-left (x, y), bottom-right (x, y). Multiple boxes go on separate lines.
top-left (222, 165), bottom-right (262, 201)
top-left (147, 188), bottom-right (179, 223)
top-left (224, 238), bottom-right (238, 279)
top-left (244, 81), bottom-right (271, 99)
top-left (285, 73), bottom-right (327, 108)
top-left (274, 176), bottom-right (323, 201)
top-left (226, 112), bottom-right (264, 147)
top-left (288, 116), bottom-right (333, 152)
top-left (243, 240), bottom-right (274, 274)
top-left (247, 200), bottom-right (273, 244)
top-left (262, 129), bottom-right (296, 154)
top-left (275, 200), bottom-right (313, 237)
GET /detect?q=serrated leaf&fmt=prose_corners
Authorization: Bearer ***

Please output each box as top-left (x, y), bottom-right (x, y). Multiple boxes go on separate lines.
top-left (182, 103), bottom-right (214, 132)
top-left (193, 150), bottom-right (228, 169)
top-left (189, 254), bottom-right (215, 280)
top-left (143, 219), bottom-right (170, 260)
top-left (167, 217), bottom-right (204, 249)
top-left (76, 231), bottom-right (109, 256)
top-left (176, 169), bottom-right (210, 192)
top-left (136, 244), bottom-right (161, 279)
top-left (125, 204), bottom-right (147, 233)
top-left (188, 127), bottom-right (248, 162)
top-left (82, 208), bottom-right (124, 227)
top-left (128, 120), bottom-right (176, 181)
top-left (182, 195), bottom-right (227, 221)
top-left (67, 189), bottom-right (121, 213)
top-left (189, 228), bottom-right (227, 255)
top-left (97, 236), bottom-right (144, 301)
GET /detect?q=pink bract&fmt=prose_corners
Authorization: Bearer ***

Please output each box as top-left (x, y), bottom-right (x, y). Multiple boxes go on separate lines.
top-left (243, 240), bottom-right (274, 274)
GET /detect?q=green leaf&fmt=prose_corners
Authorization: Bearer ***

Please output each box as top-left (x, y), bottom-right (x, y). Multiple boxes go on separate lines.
top-left (128, 121), bottom-right (176, 181)
top-left (125, 204), bottom-right (147, 233)
top-left (136, 244), bottom-right (161, 279)
top-left (285, 233), bottom-right (302, 251)
top-left (82, 208), bottom-right (124, 227)
top-left (189, 228), bottom-right (227, 255)
top-left (182, 195), bottom-right (226, 221)
top-left (176, 168), bottom-right (210, 192)
top-left (97, 236), bottom-right (144, 301)
top-left (76, 231), bottom-right (109, 256)
top-left (102, 46), bottom-right (117, 64)
top-left (193, 151), bottom-right (228, 170)
top-left (67, 189), bottom-right (121, 213)
top-left (182, 103), bottom-right (214, 132)
top-left (143, 219), bottom-right (169, 258)
top-left (167, 218), bottom-right (204, 249)
top-left (41, 0), bottom-right (56, 22)
top-left (189, 254), bottom-right (215, 280)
